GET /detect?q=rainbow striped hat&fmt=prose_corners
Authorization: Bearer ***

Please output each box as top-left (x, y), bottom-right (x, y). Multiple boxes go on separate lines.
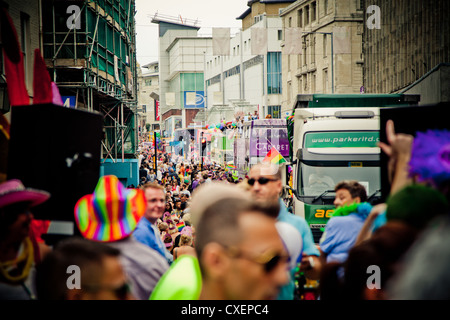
top-left (74, 175), bottom-right (146, 242)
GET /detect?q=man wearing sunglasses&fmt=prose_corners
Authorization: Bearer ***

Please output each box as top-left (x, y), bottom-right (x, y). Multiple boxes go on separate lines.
top-left (248, 162), bottom-right (322, 300)
top-left (194, 195), bottom-right (290, 300)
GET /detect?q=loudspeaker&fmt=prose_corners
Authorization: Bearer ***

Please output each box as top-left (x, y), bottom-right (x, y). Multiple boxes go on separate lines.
top-left (7, 104), bottom-right (103, 226)
top-left (379, 102), bottom-right (450, 201)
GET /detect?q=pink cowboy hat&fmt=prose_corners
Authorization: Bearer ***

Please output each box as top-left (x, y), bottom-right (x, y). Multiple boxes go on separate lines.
top-left (0, 179), bottom-right (50, 209)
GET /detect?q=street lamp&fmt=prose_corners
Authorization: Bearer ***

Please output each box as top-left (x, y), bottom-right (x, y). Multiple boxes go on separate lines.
top-left (302, 31), bottom-right (334, 94)
top-left (200, 131), bottom-right (204, 171)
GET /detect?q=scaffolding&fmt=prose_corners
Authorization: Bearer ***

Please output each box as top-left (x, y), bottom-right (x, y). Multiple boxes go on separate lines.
top-left (42, 0), bottom-right (138, 160)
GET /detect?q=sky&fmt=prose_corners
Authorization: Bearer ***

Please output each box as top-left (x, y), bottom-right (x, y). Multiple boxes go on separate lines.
top-left (135, 0), bottom-right (250, 69)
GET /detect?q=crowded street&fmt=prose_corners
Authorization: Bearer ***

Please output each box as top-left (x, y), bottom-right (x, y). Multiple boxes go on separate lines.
top-left (1, 0), bottom-right (450, 311)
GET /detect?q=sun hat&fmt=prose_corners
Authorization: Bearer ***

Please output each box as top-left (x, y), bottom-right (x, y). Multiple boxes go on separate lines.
top-left (0, 179), bottom-right (50, 209)
top-left (74, 175), bottom-right (146, 242)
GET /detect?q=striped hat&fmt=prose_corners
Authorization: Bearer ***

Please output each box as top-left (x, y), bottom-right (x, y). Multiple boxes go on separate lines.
top-left (74, 175), bottom-right (146, 242)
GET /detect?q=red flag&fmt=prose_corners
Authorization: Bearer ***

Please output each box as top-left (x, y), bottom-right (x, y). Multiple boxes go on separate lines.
top-left (33, 49), bottom-right (53, 104)
top-left (1, 7), bottom-right (29, 106)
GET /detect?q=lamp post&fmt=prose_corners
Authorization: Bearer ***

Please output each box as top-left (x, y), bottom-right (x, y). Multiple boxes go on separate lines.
top-left (302, 31), bottom-right (334, 94)
top-left (200, 131), bottom-right (204, 171)
top-left (153, 131), bottom-right (157, 172)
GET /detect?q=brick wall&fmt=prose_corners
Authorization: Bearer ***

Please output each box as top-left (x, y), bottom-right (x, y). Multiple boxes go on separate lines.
top-left (162, 109), bottom-right (182, 121)
top-left (185, 109), bottom-right (200, 127)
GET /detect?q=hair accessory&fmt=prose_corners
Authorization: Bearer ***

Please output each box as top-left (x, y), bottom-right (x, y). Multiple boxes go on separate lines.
top-left (409, 129), bottom-right (450, 187)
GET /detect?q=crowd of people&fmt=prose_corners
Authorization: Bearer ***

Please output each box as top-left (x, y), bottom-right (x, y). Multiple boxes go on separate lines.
top-left (0, 119), bottom-right (449, 301)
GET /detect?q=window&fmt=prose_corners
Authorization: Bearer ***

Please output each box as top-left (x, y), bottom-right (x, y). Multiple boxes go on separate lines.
top-left (312, 72), bottom-right (316, 93)
top-left (305, 5), bottom-right (310, 25)
top-left (323, 69), bottom-right (328, 93)
top-left (287, 81), bottom-right (292, 103)
top-left (297, 9), bottom-right (303, 28)
top-left (267, 52), bottom-right (282, 94)
top-left (288, 17), bottom-right (292, 28)
top-left (268, 105), bottom-right (281, 119)
top-left (303, 38), bottom-right (307, 65)
top-left (20, 12), bottom-right (30, 84)
top-left (324, 0), bottom-right (328, 15)
top-left (145, 79), bottom-right (152, 86)
top-left (278, 30), bottom-right (283, 41)
top-left (311, 36), bottom-right (316, 64)
top-left (323, 34), bottom-right (327, 58)
top-left (312, 2), bottom-right (317, 22)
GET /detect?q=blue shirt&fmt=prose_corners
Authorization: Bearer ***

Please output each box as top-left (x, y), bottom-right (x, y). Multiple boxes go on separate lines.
top-left (277, 199), bottom-right (320, 300)
top-left (134, 217), bottom-right (173, 265)
top-left (319, 213), bottom-right (366, 264)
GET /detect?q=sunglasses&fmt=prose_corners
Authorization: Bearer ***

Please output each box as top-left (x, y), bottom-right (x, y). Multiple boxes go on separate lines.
top-left (247, 177), bottom-right (278, 186)
top-left (227, 247), bottom-right (289, 274)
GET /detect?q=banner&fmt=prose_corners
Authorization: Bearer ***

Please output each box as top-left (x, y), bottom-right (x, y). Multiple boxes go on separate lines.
top-left (212, 28), bottom-right (230, 56)
top-left (304, 131), bottom-right (380, 148)
top-left (250, 120), bottom-right (289, 157)
top-left (155, 100), bottom-right (160, 121)
top-left (333, 26), bottom-right (351, 54)
top-left (283, 28), bottom-right (303, 55)
top-left (251, 28), bottom-right (268, 55)
top-left (184, 91), bottom-right (205, 108)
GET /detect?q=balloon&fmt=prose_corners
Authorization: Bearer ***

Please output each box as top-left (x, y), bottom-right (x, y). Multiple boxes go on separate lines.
top-left (205, 124), bottom-right (209, 129)
top-left (216, 124), bottom-right (220, 129)
top-left (149, 255), bottom-right (202, 300)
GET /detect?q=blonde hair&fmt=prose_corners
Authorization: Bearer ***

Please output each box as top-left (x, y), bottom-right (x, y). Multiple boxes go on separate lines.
top-left (179, 234), bottom-right (193, 246)
top-left (158, 222), bottom-right (168, 233)
top-left (182, 213), bottom-right (192, 226)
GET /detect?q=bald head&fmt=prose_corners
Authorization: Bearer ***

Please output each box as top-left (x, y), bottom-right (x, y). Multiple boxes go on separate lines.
top-left (189, 182), bottom-right (252, 226)
top-left (249, 163), bottom-right (282, 180)
top-left (248, 162), bottom-right (283, 206)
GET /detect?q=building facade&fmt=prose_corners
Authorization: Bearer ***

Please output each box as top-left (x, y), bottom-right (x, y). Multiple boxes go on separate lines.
top-left (151, 14), bottom-right (211, 141)
top-left (41, 0), bottom-right (138, 158)
top-left (280, 0), bottom-right (365, 113)
top-left (137, 61), bottom-right (159, 132)
top-left (362, 0), bottom-right (450, 96)
top-left (204, 0), bottom-right (296, 122)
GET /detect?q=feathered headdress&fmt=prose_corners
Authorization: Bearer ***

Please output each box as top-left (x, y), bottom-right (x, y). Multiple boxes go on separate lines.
top-left (409, 129), bottom-right (450, 187)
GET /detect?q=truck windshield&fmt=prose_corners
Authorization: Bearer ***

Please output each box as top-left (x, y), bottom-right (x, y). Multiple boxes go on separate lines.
top-left (299, 163), bottom-right (380, 197)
